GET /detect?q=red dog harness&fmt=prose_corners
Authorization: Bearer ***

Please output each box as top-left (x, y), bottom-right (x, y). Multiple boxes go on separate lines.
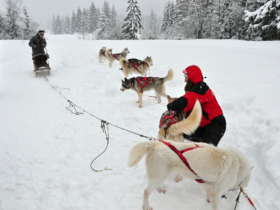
top-left (112, 53), bottom-right (121, 59)
top-left (135, 77), bottom-right (156, 93)
top-left (161, 140), bottom-right (205, 183)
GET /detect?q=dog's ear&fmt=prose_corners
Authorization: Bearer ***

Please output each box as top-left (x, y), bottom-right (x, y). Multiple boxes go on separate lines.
top-left (124, 77), bottom-right (128, 81)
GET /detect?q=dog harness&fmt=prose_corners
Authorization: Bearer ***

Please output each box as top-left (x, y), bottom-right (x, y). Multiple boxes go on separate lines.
top-left (159, 110), bottom-right (179, 129)
top-left (128, 59), bottom-right (148, 73)
top-left (160, 140), bottom-right (205, 183)
top-left (135, 77), bottom-right (156, 93)
top-left (112, 53), bottom-right (121, 59)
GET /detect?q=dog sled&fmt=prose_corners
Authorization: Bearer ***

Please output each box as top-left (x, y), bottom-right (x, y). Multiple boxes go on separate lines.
top-left (32, 53), bottom-right (51, 77)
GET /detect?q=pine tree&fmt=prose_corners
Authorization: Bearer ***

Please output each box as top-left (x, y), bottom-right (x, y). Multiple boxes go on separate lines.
top-left (88, 2), bottom-right (98, 33)
top-left (0, 13), bottom-right (7, 39)
top-left (22, 8), bottom-right (32, 39)
top-left (175, 0), bottom-right (189, 25)
top-left (161, 1), bottom-right (172, 33)
top-left (96, 11), bottom-right (109, 39)
top-left (64, 16), bottom-right (71, 34)
top-left (76, 7), bottom-right (82, 33)
top-left (5, 0), bottom-right (20, 39)
top-left (143, 10), bottom-right (159, 39)
top-left (111, 5), bottom-right (117, 28)
top-left (81, 8), bottom-right (90, 37)
top-left (244, 0), bottom-right (280, 40)
top-left (121, 0), bottom-right (143, 39)
top-left (219, 0), bottom-right (246, 39)
top-left (71, 11), bottom-right (77, 33)
top-left (96, 2), bottom-right (113, 39)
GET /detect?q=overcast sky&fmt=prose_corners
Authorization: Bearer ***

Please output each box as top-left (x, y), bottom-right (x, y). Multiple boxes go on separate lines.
top-left (0, 0), bottom-right (167, 28)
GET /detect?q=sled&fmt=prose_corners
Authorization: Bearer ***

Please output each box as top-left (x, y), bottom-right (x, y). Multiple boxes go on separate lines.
top-left (34, 66), bottom-right (51, 77)
top-left (32, 54), bottom-right (51, 77)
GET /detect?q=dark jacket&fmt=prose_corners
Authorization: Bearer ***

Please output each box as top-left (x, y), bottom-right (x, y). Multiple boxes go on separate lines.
top-left (29, 34), bottom-right (47, 57)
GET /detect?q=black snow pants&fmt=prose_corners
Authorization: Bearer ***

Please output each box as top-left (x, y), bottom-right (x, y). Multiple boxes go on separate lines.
top-left (183, 115), bottom-right (226, 146)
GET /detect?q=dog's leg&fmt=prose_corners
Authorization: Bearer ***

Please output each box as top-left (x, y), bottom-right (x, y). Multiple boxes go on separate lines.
top-left (204, 185), bottom-right (219, 210)
top-left (174, 174), bottom-right (183, 183)
top-left (157, 95), bottom-right (161, 104)
top-left (109, 60), bottom-right (113, 67)
top-left (137, 92), bottom-right (143, 108)
top-left (143, 186), bottom-right (154, 210)
top-left (157, 186), bottom-right (167, 194)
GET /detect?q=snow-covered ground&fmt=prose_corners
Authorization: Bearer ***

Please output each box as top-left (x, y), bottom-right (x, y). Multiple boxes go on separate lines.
top-left (0, 35), bottom-right (280, 210)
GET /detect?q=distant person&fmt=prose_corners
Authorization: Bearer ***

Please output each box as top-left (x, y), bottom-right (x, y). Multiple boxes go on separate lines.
top-left (167, 65), bottom-right (226, 146)
top-left (29, 30), bottom-right (50, 71)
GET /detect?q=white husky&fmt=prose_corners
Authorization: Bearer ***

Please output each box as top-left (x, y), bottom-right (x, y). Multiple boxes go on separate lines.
top-left (128, 102), bottom-right (252, 210)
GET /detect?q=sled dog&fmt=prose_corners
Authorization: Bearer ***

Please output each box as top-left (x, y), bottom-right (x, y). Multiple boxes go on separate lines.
top-left (120, 69), bottom-right (173, 108)
top-left (120, 56), bottom-right (153, 77)
top-left (98, 47), bottom-right (112, 63)
top-left (108, 48), bottom-right (130, 67)
top-left (128, 139), bottom-right (252, 210)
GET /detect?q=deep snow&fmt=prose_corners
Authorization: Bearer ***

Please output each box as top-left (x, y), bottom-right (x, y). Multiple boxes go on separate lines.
top-left (0, 35), bottom-right (280, 210)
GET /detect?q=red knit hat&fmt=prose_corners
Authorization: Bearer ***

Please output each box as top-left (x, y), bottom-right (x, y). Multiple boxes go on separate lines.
top-left (183, 65), bottom-right (203, 83)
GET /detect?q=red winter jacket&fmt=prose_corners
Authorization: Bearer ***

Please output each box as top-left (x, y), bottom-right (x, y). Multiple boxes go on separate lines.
top-left (168, 65), bottom-right (223, 127)
top-left (183, 88), bottom-right (223, 127)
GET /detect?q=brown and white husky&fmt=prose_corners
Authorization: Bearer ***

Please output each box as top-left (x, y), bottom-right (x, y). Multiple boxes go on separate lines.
top-left (120, 56), bottom-right (153, 77)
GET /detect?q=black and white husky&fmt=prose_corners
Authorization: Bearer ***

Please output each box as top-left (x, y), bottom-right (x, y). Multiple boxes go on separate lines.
top-left (120, 69), bottom-right (173, 108)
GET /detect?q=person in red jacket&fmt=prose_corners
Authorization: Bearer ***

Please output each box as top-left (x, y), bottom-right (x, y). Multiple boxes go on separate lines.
top-left (167, 65), bottom-right (226, 146)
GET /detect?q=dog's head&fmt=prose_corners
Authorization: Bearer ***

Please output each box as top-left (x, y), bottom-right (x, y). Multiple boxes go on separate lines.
top-left (158, 110), bottom-right (183, 141)
top-left (144, 56), bottom-right (153, 66)
top-left (107, 48), bottom-right (112, 55)
top-left (123, 48), bottom-right (130, 55)
top-left (120, 78), bottom-right (132, 91)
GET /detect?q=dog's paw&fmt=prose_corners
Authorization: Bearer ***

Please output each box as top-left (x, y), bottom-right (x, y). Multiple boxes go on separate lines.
top-left (143, 205), bottom-right (153, 210)
top-left (157, 187), bottom-right (167, 194)
top-left (138, 104), bottom-right (143, 108)
top-left (174, 175), bottom-right (183, 183)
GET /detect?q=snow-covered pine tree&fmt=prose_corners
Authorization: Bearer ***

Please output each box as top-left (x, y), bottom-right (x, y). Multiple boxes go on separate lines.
top-left (111, 5), bottom-right (117, 28)
top-left (71, 12), bottom-right (77, 33)
top-left (88, 2), bottom-right (98, 33)
top-left (246, 0), bottom-right (267, 11)
top-left (64, 16), bottom-right (71, 34)
top-left (244, 0), bottom-right (280, 40)
top-left (96, 2), bottom-right (112, 39)
top-left (121, 0), bottom-right (143, 39)
top-left (219, 0), bottom-right (246, 39)
top-left (175, 0), bottom-right (189, 25)
top-left (143, 10), bottom-right (160, 39)
top-left (0, 13), bottom-right (7, 39)
top-left (161, 1), bottom-right (172, 33)
top-left (22, 8), bottom-right (32, 39)
top-left (5, 0), bottom-right (20, 39)
top-left (76, 7), bottom-right (83, 33)
top-left (80, 8), bottom-right (90, 38)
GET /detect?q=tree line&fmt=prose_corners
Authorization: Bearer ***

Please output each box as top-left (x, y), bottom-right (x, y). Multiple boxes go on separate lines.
top-left (0, 0), bottom-right (37, 40)
top-left (161, 0), bottom-right (280, 40)
top-left (51, 0), bottom-right (279, 40)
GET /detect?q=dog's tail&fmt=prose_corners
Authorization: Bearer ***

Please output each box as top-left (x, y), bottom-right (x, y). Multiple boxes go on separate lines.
top-left (163, 69), bottom-right (174, 82)
top-left (128, 141), bottom-right (154, 167)
top-left (169, 100), bottom-right (202, 136)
